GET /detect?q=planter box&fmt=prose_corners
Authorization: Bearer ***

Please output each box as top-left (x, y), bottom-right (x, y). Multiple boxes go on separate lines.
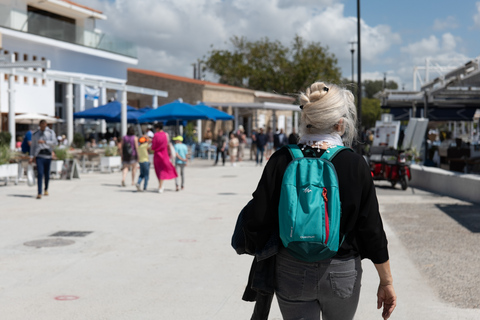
top-left (0, 163), bottom-right (19, 185)
top-left (410, 164), bottom-right (480, 205)
top-left (51, 160), bottom-right (64, 178)
top-left (100, 156), bottom-right (121, 173)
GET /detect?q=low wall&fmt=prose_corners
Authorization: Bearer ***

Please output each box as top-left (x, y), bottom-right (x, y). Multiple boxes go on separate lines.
top-left (410, 164), bottom-right (480, 204)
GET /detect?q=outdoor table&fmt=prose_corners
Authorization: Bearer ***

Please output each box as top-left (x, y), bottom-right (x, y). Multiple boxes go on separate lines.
top-left (77, 152), bottom-right (100, 173)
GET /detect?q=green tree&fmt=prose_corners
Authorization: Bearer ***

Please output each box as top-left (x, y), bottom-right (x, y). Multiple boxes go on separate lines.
top-left (364, 80), bottom-right (398, 99)
top-left (361, 98), bottom-right (388, 129)
top-left (203, 35), bottom-right (341, 94)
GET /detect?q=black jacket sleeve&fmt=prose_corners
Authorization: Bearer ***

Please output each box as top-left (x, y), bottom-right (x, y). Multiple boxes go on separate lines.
top-left (243, 150), bottom-right (290, 255)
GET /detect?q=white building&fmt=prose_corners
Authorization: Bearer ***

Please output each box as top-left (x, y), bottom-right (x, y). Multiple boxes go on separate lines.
top-left (0, 0), bottom-right (166, 148)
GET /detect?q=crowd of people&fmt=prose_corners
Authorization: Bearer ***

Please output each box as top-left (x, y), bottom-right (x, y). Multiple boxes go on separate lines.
top-left (212, 126), bottom-right (300, 167)
top-left (22, 121), bottom-right (190, 197)
top-left (118, 123), bottom-right (188, 193)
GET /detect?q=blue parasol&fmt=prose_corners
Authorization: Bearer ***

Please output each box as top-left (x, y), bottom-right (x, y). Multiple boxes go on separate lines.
top-left (137, 99), bottom-right (213, 122)
top-left (73, 101), bottom-right (136, 121)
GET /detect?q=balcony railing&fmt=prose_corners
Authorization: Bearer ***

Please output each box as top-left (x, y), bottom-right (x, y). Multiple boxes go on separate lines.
top-left (0, 7), bottom-right (137, 59)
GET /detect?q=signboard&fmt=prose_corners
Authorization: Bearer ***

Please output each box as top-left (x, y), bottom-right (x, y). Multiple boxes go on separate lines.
top-left (60, 159), bottom-right (80, 180)
top-left (373, 114), bottom-right (401, 148)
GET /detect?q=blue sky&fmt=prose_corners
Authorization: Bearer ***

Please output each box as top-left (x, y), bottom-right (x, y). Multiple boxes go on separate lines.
top-left (84, 0), bottom-right (480, 91)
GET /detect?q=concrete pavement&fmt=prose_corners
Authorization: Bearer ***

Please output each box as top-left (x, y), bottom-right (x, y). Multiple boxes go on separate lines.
top-left (0, 159), bottom-right (479, 319)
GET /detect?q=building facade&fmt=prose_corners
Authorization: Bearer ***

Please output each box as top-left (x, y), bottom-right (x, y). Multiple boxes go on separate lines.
top-left (127, 68), bottom-right (298, 139)
top-left (0, 0), bottom-right (139, 147)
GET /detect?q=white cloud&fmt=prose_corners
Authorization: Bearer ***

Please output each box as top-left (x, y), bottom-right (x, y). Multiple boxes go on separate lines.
top-left (400, 33), bottom-right (467, 65)
top-left (394, 33), bottom-right (470, 90)
top-left (433, 16), bottom-right (458, 31)
top-left (79, 0), bottom-right (401, 80)
top-left (474, 2), bottom-right (480, 28)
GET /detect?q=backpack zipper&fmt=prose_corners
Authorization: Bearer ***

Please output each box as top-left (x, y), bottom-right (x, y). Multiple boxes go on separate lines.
top-left (322, 187), bottom-right (329, 244)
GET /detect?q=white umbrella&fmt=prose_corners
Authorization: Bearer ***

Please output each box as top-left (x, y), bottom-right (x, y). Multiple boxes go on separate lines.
top-left (15, 113), bottom-right (64, 125)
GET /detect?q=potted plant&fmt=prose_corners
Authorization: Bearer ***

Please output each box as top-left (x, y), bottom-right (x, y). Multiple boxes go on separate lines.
top-left (405, 147), bottom-right (421, 164)
top-left (51, 147), bottom-right (72, 178)
top-left (100, 145), bottom-right (121, 172)
top-left (0, 145), bottom-right (19, 185)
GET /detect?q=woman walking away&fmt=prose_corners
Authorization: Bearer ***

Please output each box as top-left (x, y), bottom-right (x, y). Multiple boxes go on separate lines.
top-left (229, 132), bottom-right (239, 166)
top-left (239, 81), bottom-right (396, 320)
top-left (120, 126), bottom-right (139, 187)
top-left (151, 123), bottom-right (177, 193)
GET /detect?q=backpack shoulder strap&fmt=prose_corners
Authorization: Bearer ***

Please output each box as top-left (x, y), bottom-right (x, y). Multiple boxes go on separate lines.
top-left (320, 146), bottom-right (353, 161)
top-left (284, 144), bottom-right (304, 160)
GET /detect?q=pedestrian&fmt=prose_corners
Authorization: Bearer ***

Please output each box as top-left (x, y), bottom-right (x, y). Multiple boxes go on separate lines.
top-left (250, 128), bottom-right (257, 161)
top-left (21, 130), bottom-right (32, 154)
top-left (273, 128), bottom-right (286, 150)
top-left (203, 129), bottom-right (213, 144)
top-left (287, 128), bottom-right (299, 145)
top-left (29, 120), bottom-right (58, 199)
top-left (228, 132), bottom-right (239, 166)
top-left (136, 136), bottom-right (150, 192)
top-left (15, 136), bottom-right (22, 150)
top-left (238, 82), bottom-right (396, 320)
top-left (214, 129), bottom-right (227, 166)
top-left (61, 134), bottom-right (68, 146)
top-left (255, 127), bottom-right (267, 166)
top-left (237, 125), bottom-right (247, 161)
top-left (265, 127), bottom-right (274, 159)
top-left (151, 123), bottom-right (177, 193)
top-left (120, 126), bottom-right (139, 187)
top-left (173, 135), bottom-right (188, 191)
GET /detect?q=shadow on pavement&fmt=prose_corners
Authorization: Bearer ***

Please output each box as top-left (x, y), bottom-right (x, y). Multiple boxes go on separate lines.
top-left (436, 203), bottom-right (480, 233)
top-left (8, 194), bottom-right (36, 198)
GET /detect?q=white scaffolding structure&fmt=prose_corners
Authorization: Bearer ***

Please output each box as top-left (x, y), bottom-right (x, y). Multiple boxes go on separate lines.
top-left (412, 58), bottom-right (472, 91)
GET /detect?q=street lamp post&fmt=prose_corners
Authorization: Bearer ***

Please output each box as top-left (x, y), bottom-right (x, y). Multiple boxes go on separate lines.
top-left (349, 41), bottom-right (357, 85)
top-left (357, 0), bottom-right (362, 130)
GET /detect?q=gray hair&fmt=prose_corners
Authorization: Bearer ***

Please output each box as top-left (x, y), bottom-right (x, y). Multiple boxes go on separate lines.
top-left (299, 82), bottom-right (357, 146)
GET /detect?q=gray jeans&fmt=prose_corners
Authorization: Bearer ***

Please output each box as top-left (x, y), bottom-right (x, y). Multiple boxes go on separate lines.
top-left (175, 163), bottom-right (185, 188)
top-left (275, 248), bottom-right (362, 320)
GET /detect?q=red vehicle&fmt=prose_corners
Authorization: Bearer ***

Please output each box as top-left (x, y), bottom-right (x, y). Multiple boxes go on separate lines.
top-left (369, 147), bottom-right (412, 190)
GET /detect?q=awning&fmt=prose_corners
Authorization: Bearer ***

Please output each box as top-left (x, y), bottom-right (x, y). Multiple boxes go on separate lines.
top-left (206, 101), bottom-right (299, 111)
top-left (74, 101), bottom-right (136, 121)
top-left (383, 106), bottom-right (478, 121)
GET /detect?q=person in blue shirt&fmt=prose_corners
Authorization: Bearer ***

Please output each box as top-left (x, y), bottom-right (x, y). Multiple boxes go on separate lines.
top-left (21, 130), bottom-right (32, 154)
top-left (173, 136), bottom-right (188, 191)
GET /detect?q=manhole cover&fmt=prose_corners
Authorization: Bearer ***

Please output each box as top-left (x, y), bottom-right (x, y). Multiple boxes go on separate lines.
top-left (218, 193), bottom-right (237, 195)
top-left (24, 238), bottom-right (75, 248)
top-left (222, 175), bottom-right (237, 178)
top-left (50, 231), bottom-right (93, 237)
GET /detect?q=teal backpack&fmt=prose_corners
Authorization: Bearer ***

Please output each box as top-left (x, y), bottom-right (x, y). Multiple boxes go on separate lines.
top-left (279, 144), bottom-right (352, 262)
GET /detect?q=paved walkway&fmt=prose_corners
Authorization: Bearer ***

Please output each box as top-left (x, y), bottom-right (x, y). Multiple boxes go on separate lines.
top-left (0, 159), bottom-right (479, 319)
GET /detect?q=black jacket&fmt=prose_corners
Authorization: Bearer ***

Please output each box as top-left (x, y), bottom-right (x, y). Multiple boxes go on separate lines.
top-left (234, 145), bottom-right (389, 297)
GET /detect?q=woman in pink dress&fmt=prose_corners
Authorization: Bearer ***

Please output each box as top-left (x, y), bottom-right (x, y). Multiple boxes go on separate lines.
top-left (151, 123), bottom-right (177, 193)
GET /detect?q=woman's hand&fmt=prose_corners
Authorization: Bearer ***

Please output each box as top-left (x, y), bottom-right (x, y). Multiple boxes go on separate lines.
top-left (377, 284), bottom-right (396, 319)
top-left (374, 261), bottom-right (396, 319)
